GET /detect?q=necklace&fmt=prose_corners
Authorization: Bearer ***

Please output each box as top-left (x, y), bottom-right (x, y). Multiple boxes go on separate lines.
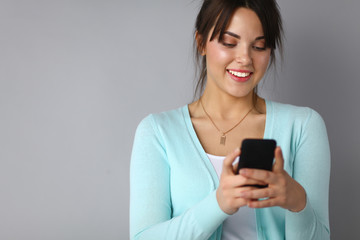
top-left (200, 98), bottom-right (253, 145)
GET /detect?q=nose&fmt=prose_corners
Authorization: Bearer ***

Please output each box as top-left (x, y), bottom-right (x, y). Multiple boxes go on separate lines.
top-left (235, 46), bottom-right (252, 66)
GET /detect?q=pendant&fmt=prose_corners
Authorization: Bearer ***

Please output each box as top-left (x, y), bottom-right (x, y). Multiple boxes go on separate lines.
top-left (220, 134), bottom-right (226, 145)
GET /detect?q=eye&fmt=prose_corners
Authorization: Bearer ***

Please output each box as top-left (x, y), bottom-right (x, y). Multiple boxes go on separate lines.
top-left (220, 37), bottom-right (237, 48)
top-left (252, 46), bottom-right (266, 51)
top-left (222, 42), bottom-right (236, 48)
top-left (252, 40), bottom-right (266, 51)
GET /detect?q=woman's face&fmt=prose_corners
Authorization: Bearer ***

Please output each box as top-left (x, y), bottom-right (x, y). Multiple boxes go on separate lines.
top-left (203, 7), bottom-right (271, 99)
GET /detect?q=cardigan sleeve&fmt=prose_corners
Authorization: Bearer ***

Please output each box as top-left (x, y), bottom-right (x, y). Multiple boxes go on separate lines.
top-left (285, 109), bottom-right (331, 239)
top-left (129, 115), bottom-right (229, 240)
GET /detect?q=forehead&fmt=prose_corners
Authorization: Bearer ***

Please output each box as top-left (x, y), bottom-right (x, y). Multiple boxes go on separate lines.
top-left (225, 8), bottom-right (264, 38)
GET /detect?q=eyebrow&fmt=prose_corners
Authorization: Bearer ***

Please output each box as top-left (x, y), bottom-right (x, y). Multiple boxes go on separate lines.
top-left (224, 31), bottom-right (265, 41)
top-left (224, 31), bottom-right (240, 39)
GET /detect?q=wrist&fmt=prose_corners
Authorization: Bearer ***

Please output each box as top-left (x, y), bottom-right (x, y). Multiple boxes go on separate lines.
top-left (288, 185), bottom-right (306, 212)
top-left (216, 189), bottom-right (236, 215)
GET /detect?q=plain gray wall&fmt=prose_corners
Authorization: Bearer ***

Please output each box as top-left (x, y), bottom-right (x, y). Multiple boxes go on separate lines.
top-left (0, 0), bottom-right (359, 239)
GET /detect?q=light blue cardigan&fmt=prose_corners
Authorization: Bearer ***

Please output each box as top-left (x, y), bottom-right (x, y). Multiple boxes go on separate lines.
top-left (130, 100), bottom-right (330, 239)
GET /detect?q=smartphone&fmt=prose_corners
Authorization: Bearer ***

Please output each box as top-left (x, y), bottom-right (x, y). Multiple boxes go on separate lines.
top-left (237, 139), bottom-right (276, 188)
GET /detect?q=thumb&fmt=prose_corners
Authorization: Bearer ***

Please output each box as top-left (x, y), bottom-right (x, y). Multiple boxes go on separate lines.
top-left (222, 148), bottom-right (240, 175)
top-left (272, 146), bottom-right (284, 172)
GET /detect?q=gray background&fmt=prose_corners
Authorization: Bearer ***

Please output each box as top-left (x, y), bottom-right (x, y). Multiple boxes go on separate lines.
top-left (0, 0), bottom-right (359, 239)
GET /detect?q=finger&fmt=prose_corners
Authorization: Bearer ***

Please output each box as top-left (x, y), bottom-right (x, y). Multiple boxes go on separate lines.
top-left (241, 179), bottom-right (268, 187)
top-left (233, 186), bottom-right (262, 198)
top-left (247, 198), bottom-right (278, 208)
top-left (226, 175), bottom-right (267, 188)
top-left (272, 147), bottom-right (284, 172)
top-left (222, 148), bottom-right (240, 175)
top-left (239, 187), bottom-right (276, 200)
top-left (232, 160), bottom-right (239, 174)
top-left (239, 168), bottom-right (276, 184)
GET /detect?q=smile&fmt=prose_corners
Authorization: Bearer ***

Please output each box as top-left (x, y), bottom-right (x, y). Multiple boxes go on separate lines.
top-left (227, 69), bottom-right (253, 82)
top-left (228, 70), bottom-right (251, 77)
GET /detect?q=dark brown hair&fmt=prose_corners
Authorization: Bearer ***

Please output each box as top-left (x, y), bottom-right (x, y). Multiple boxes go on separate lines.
top-left (193, 0), bottom-right (283, 101)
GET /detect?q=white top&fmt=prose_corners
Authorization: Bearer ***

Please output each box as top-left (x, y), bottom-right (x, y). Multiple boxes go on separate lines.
top-left (207, 153), bottom-right (258, 240)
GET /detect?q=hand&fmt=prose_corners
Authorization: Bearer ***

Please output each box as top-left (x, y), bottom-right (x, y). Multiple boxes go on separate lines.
top-left (238, 147), bottom-right (306, 212)
top-left (216, 148), bottom-right (267, 215)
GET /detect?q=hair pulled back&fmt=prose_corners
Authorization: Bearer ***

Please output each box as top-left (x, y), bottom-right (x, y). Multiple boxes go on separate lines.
top-left (194, 0), bottom-right (283, 99)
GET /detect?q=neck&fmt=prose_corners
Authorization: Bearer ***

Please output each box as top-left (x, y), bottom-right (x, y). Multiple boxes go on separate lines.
top-left (200, 88), bottom-right (256, 120)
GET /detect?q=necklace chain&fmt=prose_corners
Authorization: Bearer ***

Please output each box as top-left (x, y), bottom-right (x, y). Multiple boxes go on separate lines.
top-left (200, 98), bottom-right (253, 145)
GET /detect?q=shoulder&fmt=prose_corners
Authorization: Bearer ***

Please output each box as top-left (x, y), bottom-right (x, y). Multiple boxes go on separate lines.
top-left (268, 100), bottom-right (325, 127)
top-left (135, 105), bottom-right (187, 135)
top-left (151, 106), bottom-right (187, 124)
top-left (266, 101), bottom-right (329, 159)
top-left (133, 105), bottom-right (190, 151)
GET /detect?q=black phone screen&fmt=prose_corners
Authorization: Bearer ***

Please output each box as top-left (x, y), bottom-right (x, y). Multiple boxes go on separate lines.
top-left (236, 139), bottom-right (276, 188)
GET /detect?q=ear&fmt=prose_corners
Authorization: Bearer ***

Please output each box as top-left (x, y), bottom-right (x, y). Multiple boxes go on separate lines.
top-left (195, 31), bottom-right (206, 56)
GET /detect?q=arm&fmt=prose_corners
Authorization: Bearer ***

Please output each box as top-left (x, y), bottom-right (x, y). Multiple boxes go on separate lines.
top-left (285, 109), bottom-right (331, 239)
top-left (129, 115), bottom-right (228, 240)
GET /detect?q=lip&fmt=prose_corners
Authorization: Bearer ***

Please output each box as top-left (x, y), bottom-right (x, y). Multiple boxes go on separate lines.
top-left (227, 69), bottom-right (252, 73)
top-left (227, 69), bottom-right (253, 82)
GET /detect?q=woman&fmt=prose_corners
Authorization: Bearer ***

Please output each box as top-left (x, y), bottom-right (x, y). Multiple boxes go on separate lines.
top-left (130, 0), bottom-right (330, 239)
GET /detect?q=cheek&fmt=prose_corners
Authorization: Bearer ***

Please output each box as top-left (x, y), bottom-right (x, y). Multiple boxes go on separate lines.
top-left (206, 42), bottom-right (233, 65)
top-left (254, 53), bottom-right (271, 72)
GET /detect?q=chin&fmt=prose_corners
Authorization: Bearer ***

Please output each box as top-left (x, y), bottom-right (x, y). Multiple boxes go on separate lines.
top-left (227, 89), bottom-right (254, 99)
top-left (223, 84), bottom-right (255, 98)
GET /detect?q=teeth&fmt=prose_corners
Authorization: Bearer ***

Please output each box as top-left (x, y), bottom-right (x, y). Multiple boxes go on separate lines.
top-left (228, 70), bottom-right (251, 77)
